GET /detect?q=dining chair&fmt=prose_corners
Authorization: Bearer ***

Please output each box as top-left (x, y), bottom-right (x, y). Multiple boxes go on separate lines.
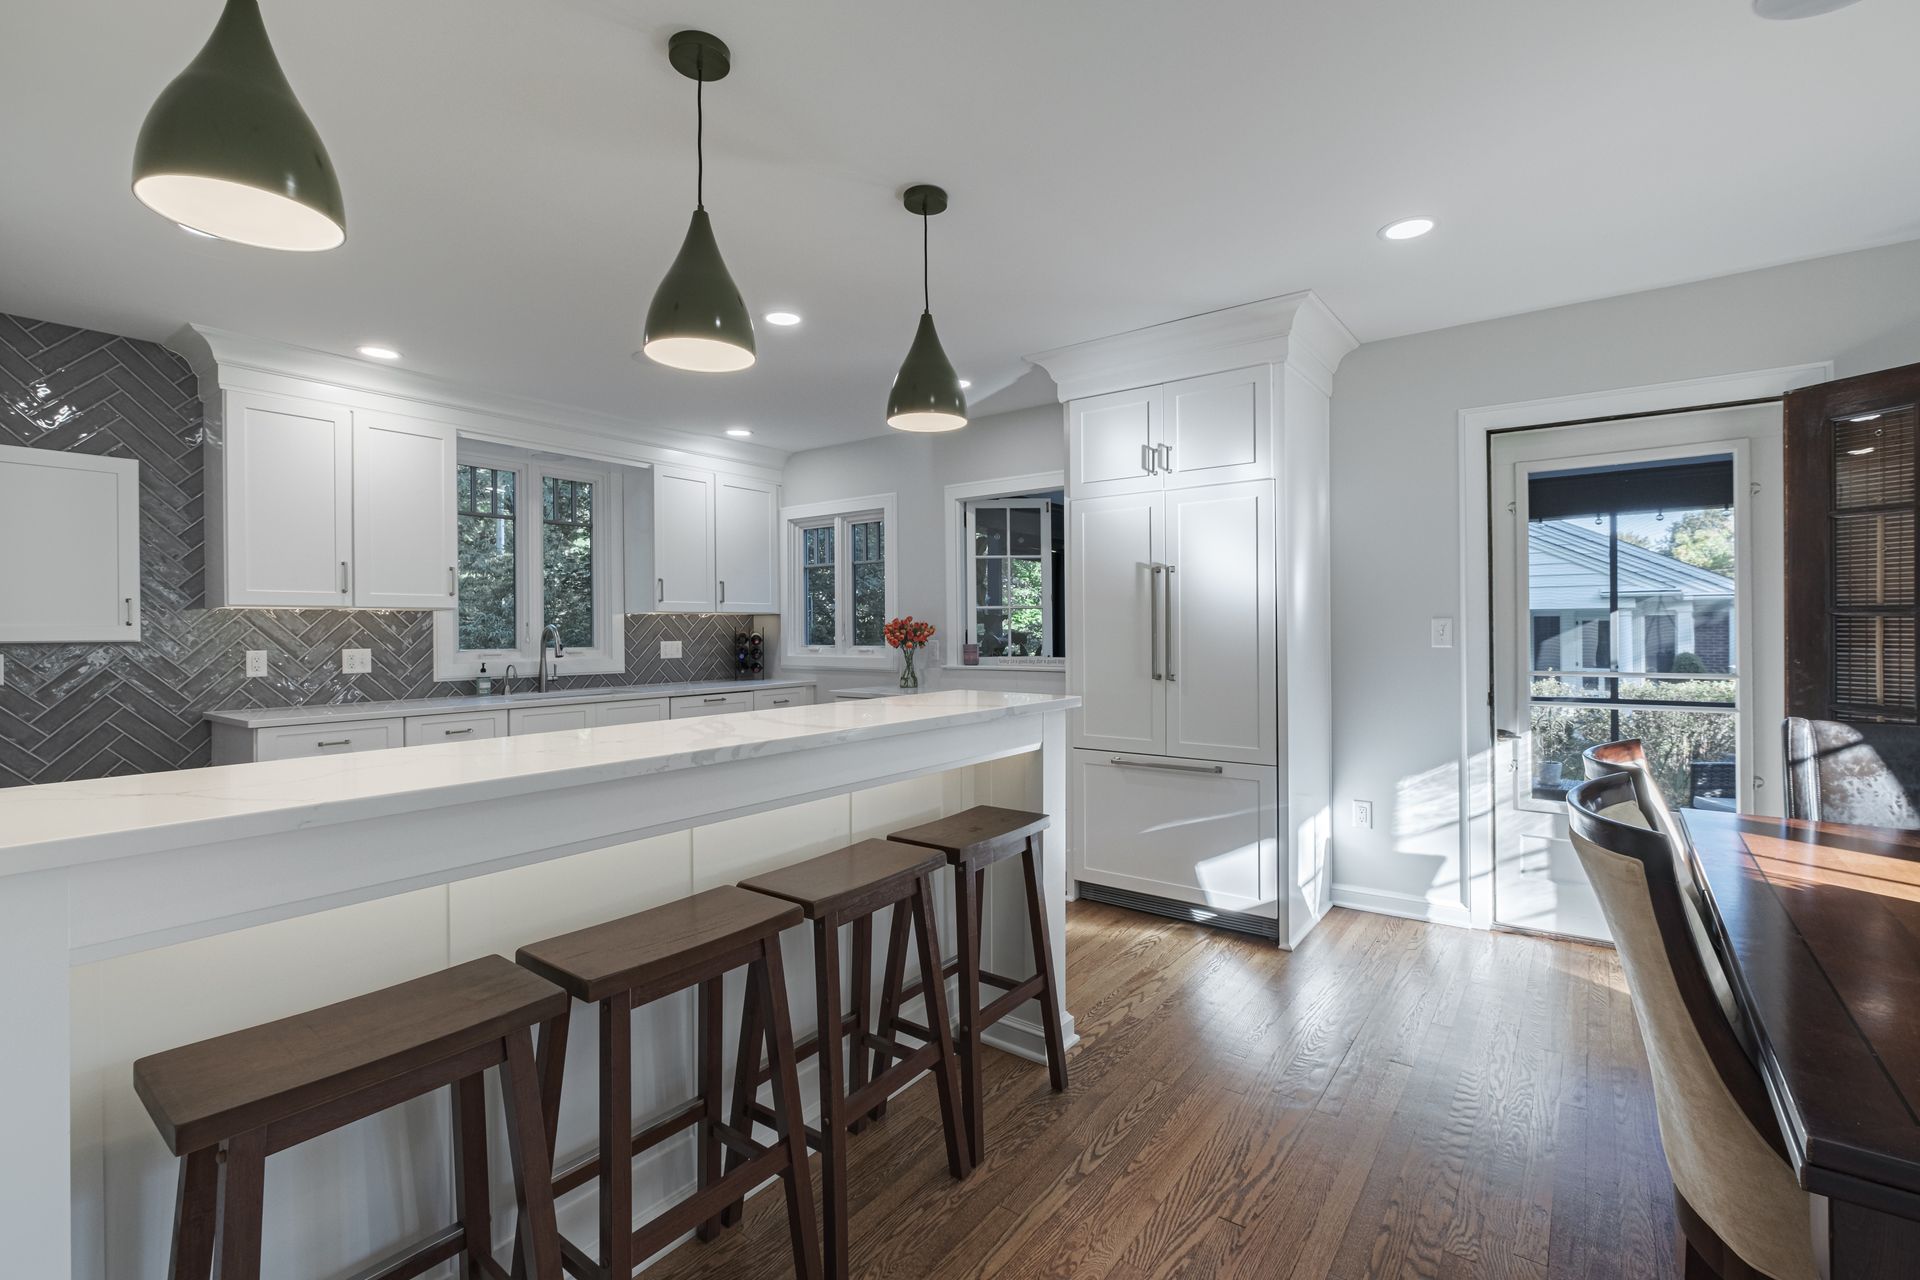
top-left (1567, 769), bottom-right (1817, 1280)
top-left (1783, 716), bottom-right (1920, 828)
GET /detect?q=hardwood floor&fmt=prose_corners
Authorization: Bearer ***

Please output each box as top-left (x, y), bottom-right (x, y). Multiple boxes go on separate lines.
top-left (643, 902), bottom-right (1676, 1280)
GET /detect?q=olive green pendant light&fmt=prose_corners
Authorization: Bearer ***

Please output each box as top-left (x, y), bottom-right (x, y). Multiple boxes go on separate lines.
top-left (641, 31), bottom-right (756, 374)
top-left (132, 0), bottom-right (345, 251)
top-left (886, 185), bottom-right (967, 432)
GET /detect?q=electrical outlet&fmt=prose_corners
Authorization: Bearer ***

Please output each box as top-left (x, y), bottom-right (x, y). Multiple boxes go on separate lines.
top-left (1352, 799), bottom-right (1374, 829)
top-left (660, 639), bottom-right (683, 659)
top-left (341, 648), bottom-right (373, 675)
top-left (1430, 616), bottom-right (1454, 648)
top-left (245, 650), bottom-right (269, 678)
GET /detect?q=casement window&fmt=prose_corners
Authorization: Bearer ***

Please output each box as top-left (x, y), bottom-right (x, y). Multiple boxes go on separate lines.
top-left (781, 495), bottom-right (897, 668)
top-left (944, 476), bottom-right (1066, 669)
top-left (434, 447), bottom-right (624, 679)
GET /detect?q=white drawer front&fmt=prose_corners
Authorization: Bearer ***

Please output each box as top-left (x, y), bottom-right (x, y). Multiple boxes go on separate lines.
top-left (404, 710), bottom-right (507, 746)
top-left (508, 705), bottom-right (595, 736)
top-left (670, 691), bottom-right (753, 718)
top-left (593, 699), bottom-right (668, 727)
top-left (752, 687), bottom-right (812, 710)
top-left (254, 719), bottom-right (401, 761)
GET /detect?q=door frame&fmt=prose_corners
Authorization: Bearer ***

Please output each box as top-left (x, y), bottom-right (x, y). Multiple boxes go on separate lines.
top-left (1455, 363), bottom-right (1831, 928)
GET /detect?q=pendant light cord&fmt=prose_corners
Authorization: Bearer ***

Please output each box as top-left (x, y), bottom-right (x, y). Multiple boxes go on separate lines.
top-left (922, 211), bottom-right (931, 314)
top-left (695, 66), bottom-right (705, 210)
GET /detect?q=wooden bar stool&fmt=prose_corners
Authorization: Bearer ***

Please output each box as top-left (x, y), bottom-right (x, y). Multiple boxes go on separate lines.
top-left (884, 806), bottom-right (1068, 1165)
top-left (513, 886), bottom-right (820, 1280)
top-left (736, 840), bottom-right (972, 1279)
top-left (133, 956), bottom-right (569, 1280)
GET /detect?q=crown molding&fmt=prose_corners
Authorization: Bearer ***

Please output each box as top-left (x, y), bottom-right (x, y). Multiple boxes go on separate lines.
top-left (168, 325), bottom-right (789, 482)
top-left (1025, 290), bottom-right (1358, 402)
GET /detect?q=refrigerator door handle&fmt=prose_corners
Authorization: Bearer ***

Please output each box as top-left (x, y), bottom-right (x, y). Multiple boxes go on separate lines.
top-left (1149, 563), bottom-right (1163, 680)
top-left (1164, 564), bottom-right (1177, 683)
top-left (1108, 756), bottom-right (1224, 775)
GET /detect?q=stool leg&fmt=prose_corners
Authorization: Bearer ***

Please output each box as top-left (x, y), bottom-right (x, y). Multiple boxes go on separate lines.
top-left (512, 1009), bottom-right (570, 1280)
top-left (696, 976), bottom-right (724, 1242)
top-left (814, 918), bottom-right (851, 1279)
top-left (912, 875), bottom-right (973, 1181)
top-left (868, 903), bottom-right (911, 1123)
top-left (1022, 837), bottom-right (1070, 1093)
top-left (453, 1074), bottom-right (492, 1279)
top-left (166, 1147), bottom-right (218, 1280)
top-left (760, 944), bottom-right (824, 1280)
top-left (848, 915), bottom-right (873, 1135)
top-left (719, 967), bottom-right (763, 1230)
top-left (598, 990), bottom-right (635, 1280)
top-left (215, 1129), bottom-right (266, 1280)
top-left (953, 859), bottom-right (986, 1166)
top-left (502, 1026), bottom-right (562, 1280)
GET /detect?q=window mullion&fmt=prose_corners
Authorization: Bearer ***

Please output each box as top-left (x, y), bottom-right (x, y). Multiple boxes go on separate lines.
top-left (837, 514), bottom-right (854, 652)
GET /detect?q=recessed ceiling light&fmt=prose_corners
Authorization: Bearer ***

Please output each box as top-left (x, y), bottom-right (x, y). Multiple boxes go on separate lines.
top-left (356, 345), bottom-right (401, 360)
top-left (1379, 217), bottom-right (1436, 241)
top-left (764, 311), bottom-right (801, 326)
top-left (725, 427), bottom-right (753, 438)
top-left (177, 223), bottom-right (218, 240)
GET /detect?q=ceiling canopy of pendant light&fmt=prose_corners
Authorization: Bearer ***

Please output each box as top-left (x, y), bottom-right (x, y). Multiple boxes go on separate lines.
top-left (641, 30), bottom-right (756, 374)
top-left (132, 0), bottom-right (344, 251)
top-left (886, 184), bottom-right (967, 432)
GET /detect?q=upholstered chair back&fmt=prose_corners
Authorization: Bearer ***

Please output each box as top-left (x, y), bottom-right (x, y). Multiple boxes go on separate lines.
top-left (1783, 717), bottom-right (1920, 829)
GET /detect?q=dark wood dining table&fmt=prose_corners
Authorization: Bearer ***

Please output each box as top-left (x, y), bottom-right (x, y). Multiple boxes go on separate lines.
top-left (1682, 809), bottom-right (1920, 1278)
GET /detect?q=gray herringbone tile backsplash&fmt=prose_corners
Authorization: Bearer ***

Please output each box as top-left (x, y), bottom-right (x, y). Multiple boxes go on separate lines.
top-left (0, 313), bottom-right (759, 787)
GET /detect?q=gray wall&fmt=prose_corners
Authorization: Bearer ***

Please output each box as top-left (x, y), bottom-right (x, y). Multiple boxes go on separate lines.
top-left (1329, 237), bottom-right (1920, 916)
top-left (0, 313), bottom-right (749, 786)
top-left (779, 401), bottom-right (1068, 697)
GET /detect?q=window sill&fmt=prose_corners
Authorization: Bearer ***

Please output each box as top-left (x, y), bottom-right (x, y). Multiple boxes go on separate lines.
top-left (942, 661), bottom-right (1065, 673)
top-left (779, 652), bottom-right (895, 671)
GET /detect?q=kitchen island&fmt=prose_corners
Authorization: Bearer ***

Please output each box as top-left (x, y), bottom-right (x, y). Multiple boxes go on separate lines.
top-left (0, 689), bottom-right (1077, 1278)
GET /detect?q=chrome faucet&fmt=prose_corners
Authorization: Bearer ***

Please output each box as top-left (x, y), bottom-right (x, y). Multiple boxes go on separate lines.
top-left (539, 625), bottom-right (565, 692)
top-left (502, 664), bottom-right (517, 697)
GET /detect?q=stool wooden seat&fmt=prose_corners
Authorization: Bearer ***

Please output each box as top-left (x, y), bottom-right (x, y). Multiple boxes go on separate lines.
top-left (133, 955), bottom-right (568, 1280)
top-left (515, 886), bottom-right (820, 1280)
top-left (886, 806), bottom-right (1068, 1165)
top-left (737, 840), bottom-right (971, 1279)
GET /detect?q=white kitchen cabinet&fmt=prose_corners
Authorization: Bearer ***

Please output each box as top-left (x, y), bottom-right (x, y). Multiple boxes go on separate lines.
top-left (1066, 491), bottom-right (1163, 755)
top-left (210, 392), bottom-right (354, 607)
top-left (1160, 367), bottom-right (1270, 489)
top-left (404, 709), bottom-right (507, 746)
top-left (1070, 750), bottom-right (1278, 917)
top-left (1163, 481), bottom-right (1276, 765)
top-left (670, 690), bottom-right (753, 718)
top-left (714, 474), bottom-right (779, 612)
top-left (251, 719), bottom-right (402, 762)
top-left (352, 411), bottom-right (457, 610)
top-left (0, 445), bottom-right (141, 643)
top-left (652, 465), bottom-right (717, 612)
top-left (752, 686), bottom-right (812, 710)
top-left (508, 705), bottom-right (595, 736)
top-left (1068, 386), bottom-right (1162, 498)
top-left (593, 699), bottom-right (668, 727)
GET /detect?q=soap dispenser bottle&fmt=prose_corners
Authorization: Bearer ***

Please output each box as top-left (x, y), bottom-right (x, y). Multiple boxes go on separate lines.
top-left (475, 663), bottom-right (494, 696)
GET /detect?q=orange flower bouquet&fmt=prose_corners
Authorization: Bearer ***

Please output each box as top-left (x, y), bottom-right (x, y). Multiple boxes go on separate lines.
top-left (884, 616), bottom-right (935, 689)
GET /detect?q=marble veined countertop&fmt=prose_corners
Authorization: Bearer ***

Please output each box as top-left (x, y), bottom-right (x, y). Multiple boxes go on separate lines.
top-left (0, 690), bottom-right (1078, 875)
top-left (204, 677), bottom-right (817, 730)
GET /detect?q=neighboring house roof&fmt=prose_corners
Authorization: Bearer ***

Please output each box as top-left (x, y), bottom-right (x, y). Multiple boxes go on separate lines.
top-left (1529, 519), bottom-right (1733, 612)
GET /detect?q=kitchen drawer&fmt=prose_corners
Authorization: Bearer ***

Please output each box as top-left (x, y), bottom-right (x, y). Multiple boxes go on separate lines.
top-left (253, 719), bottom-right (401, 762)
top-left (594, 699), bottom-right (668, 727)
top-left (509, 705), bottom-right (595, 736)
top-left (670, 690), bottom-right (753, 718)
top-left (404, 709), bottom-right (507, 746)
top-left (752, 687), bottom-right (812, 711)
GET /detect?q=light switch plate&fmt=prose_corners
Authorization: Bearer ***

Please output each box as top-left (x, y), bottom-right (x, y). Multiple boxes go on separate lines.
top-left (1352, 799), bottom-right (1374, 829)
top-left (1430, 616), bottom-right (1454, 648)
top-left (660, 639), bottom-right (683, 659)
top-left (245, 650), bottom-right (269, 678)
top-left (341, 648), bottom-right (373, 674)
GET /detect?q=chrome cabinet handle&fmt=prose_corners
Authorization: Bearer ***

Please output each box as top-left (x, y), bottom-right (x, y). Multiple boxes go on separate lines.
top-left (124, 597), bottom-right (135, 627)
top-left (339, 561), bottom-right (349, 594)
top-left (704, 695), bottom-right (728, 703)
top-left (1149, 563), bottom-right (1163, 681)
top-left (657, 577), bottom-right (665, 604)
top-left (448, 566), bottom-right (456, 596)
top-left (316, 738), bottom-right (353, 748)
top-left (1164, 564), bottom-right (1177, 684)
top-left (771, 697), bottom-right (790, 705)
top-left (443, 727), bottom-right (474, 736)
top-left (1157, 443), bottom-right (1173, 472)
top-left (1108, 756), bottom-right (1223, 775)
top-left (1141, 444), bottom-right (1157, 475)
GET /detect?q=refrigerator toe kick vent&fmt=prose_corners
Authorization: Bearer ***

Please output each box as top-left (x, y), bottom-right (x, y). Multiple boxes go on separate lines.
top-left (1075, 882), bottom-right (1279, 942)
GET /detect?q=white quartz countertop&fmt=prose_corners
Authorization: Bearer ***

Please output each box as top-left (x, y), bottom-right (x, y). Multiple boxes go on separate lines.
top-left (203, 678), bottom-right (817, 729)
top-left (0, 691), bottom-right (1078, 876)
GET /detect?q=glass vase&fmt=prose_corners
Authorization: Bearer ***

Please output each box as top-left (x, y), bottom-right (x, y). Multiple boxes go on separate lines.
top-left (899, 646), bottom-right (919, 689)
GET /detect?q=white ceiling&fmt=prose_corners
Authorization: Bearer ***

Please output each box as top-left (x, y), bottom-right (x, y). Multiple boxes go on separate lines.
top-left (4, 1), bottom-right (1919, 452)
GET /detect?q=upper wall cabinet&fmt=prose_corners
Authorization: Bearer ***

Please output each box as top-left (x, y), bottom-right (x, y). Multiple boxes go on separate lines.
top-left (1066, 367), bottom-right (1270, 498)
top-left (351, 412), bottom-right (457, 609)
top-left (1069, 386), bottom-right (1162, 498)
top-left (0, 445), bottom-right (141, 642)
top-left (714, 474), bottom-right (779, 612)
top-left (653, 464), bottom-right (717, 612)
top-left (210, 392), bottom-right (355, 608)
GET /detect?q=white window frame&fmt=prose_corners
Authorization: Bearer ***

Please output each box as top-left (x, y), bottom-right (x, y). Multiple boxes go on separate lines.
top-left (944, 472), bottom-right (1066, 670)
top-left (779, 493), bottom-right (897, 669)
top-left (434, 444), bottom-right (626, 681)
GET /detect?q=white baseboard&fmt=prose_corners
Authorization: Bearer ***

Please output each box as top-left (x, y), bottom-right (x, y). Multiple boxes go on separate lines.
top-left (982, 1010), bottom-right (1079, 1064)
top-left (1330, 883), bottom-right (1473, 929)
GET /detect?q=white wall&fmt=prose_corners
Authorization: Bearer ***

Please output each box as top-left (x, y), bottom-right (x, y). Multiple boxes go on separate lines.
top-left (1329, 236), bottom-right (1920, 922)
top-left (778, 402), bottom-right (1067, 697)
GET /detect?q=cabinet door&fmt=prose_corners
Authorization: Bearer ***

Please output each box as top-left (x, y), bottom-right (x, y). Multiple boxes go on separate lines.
top-left (1067, 491), bottom-right (1165, 754)
top-left (714, 475), bottom-right (778, 612)
top-left (219, 393), bottom-right (354, 607)
top-left (0, 445), bottom-right (141, 642)
top-left (653, 465), bottom-right (716, 612)
top-left (1070, 749), bottom-right (1278, 917)
top-left (1069, 386), bottom-right (1162, 498)
top-left (352, 412), bottom-right (457, 609)
top-left (1164, 481), bottom-right (1276, 764)
top-left (594, 699), bottom-right (668, 726)
top-left (1161, 366), bottom-right (1270, 488)
top-left (404, 709), bottom-right (507, 745)
top-left (509, 705), bottom-right (595, 736)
